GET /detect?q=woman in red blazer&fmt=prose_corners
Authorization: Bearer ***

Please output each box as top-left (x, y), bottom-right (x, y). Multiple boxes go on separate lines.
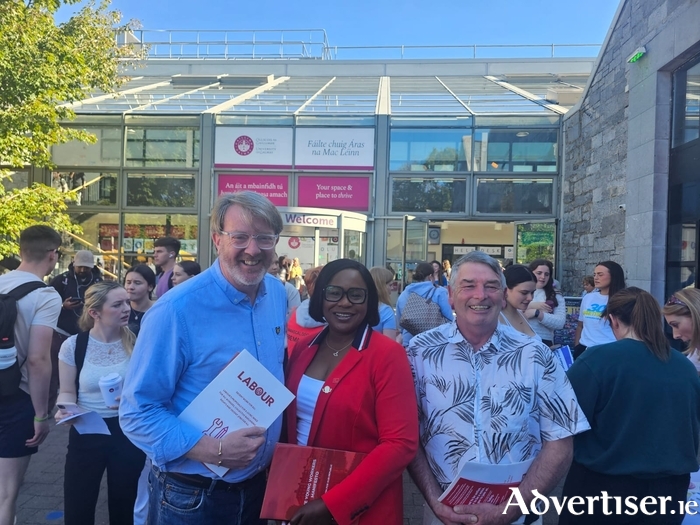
top-left (285, 259), bottom-right (418, 525)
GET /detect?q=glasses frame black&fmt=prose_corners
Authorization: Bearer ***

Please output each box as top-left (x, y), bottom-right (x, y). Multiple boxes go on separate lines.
top-left (323, 285), bottom-right (368, 305)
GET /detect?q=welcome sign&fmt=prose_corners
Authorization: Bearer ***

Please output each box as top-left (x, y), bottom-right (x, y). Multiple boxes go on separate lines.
top-left (295, 128), bottom-right (375, 171)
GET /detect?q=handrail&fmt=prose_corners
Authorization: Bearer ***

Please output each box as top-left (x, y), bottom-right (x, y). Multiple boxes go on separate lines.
top-left (327, 43), bottom-right (600, 59)
top-left (115, 29), bottom-right (600, 61)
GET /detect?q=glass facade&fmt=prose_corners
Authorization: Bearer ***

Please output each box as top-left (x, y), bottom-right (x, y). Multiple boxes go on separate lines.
top-left (50, 118), bottom-right (201, 278)
top-left (43, 70), bottom-right (576, 275)
top-left (388, 121), bottom-right (559, 216)
top-left (475, 178), bottom-right (554, 215)
top-left (667, 55), bottom-right (700, 297)
top-left (125, 127), bottom-right (200, 167)
top-left (673, 57), bottom-right (700, 148)
top-left (126, 173), bottom-right (196, 208)
top-left (391, 177), bottom-right (467, 213)
top-left (389, 129), bottom-right (472, 171)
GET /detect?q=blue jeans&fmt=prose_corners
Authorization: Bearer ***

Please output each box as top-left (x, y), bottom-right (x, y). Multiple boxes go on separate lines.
top-left (147, 467), bottom-right (266, 525)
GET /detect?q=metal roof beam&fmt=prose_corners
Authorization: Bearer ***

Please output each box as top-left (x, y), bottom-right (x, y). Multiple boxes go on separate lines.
top-left (376, 76), bottom-right (390, 115)
top-left (59, 78), bottom-right (172, 109)
top-left (484, 76), bottom-right (567, 115)
top-left (125, 82), bottom-right (221, 112)
top-left (203, 76), bottom-right (290, 114)
top-left (294, 77), bottom-right (336, 115)
top-left (436, 77), bottom-right (475, 116)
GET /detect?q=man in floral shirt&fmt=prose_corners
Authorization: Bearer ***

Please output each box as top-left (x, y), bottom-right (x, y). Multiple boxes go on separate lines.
top-left (407, 251), bottom-right (590, 525)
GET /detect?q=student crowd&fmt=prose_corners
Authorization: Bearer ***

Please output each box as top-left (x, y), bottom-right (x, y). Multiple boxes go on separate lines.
top-left (1, 190), bottom-right (700, 525)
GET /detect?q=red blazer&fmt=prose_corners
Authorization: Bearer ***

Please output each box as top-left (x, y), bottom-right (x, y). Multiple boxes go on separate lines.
top-left (285, 325), bottom-right (418, 525)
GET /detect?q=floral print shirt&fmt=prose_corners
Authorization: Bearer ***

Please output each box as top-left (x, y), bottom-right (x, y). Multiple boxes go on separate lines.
top-left (407, 322), bottom-right (590, 488)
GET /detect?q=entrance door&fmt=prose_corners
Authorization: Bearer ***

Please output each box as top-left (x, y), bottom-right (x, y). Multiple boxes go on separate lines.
top-left (400, 215), bottom-right (428, 288)
top-left (514, 220), bottom-right (557, 265)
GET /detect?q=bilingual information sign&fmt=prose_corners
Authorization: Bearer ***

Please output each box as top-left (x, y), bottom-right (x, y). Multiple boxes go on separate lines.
top-left (214, 127), bottom-right (293, 169)
top-left (217, 174), bottom-right (289, 206)
top-left (295, 128), bottom-right (375, 171)
top-left (297, 176), bottom-right (370, 211)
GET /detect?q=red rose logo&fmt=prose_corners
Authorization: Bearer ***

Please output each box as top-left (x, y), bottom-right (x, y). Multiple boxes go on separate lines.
top-left (288, 237), bottom-right (301, 249)
top-left (255, 387), bottom-right (264, 396)
top-left (234, 135), bottom-right (254, 156)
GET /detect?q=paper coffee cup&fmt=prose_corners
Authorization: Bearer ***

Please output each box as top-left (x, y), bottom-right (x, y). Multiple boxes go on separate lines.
top-left (98, 373), bottom-right (123, 407)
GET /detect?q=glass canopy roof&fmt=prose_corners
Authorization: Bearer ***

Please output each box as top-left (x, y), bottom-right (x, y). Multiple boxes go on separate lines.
top-left (66, 72), bottom-right (587, 116)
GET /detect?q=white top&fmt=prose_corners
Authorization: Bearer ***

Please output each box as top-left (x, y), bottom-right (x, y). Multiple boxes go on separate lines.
top-left (687, 350), bottom-right (700, 373)
top-left (499, 311), bottom-right (542, 342)
top-left (295, 374), bottom-right (324, 447)
top-left (0, 270), bottom-right (61, 394)
top-left (59, 334), bottom-right (130, 417)
top-left (579, 291), bottom-right (615, 347)
top-left (529, 289), bottom-right (566, 342)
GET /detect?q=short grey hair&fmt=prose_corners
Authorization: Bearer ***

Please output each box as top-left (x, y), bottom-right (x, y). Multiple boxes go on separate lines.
top-left (210, 191), bottom-right (283, 236)
top-left (449, 251), bottom-right (506, 289)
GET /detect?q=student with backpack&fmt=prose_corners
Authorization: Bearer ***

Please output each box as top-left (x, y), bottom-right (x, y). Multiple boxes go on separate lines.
top-left (0, 226), bottom-right (62, 525)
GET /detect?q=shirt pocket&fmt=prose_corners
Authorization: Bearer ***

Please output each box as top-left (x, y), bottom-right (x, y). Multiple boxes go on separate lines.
top-left (481, 383), bottom-right (534, 452)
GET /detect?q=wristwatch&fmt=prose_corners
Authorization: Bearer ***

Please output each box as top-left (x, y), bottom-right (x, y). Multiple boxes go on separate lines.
top-left (534, 309), bottom-right (540, 319)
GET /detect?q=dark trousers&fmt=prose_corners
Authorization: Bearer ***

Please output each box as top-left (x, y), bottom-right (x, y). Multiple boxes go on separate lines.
top-left (573, 343), bottom-right (587, 360)
top-left (559, 461), bottom-right (689, 525)
top-left (64, 417), bottom-right (145, 525)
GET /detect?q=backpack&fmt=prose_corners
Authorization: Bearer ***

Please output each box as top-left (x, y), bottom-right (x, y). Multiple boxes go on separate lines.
top-left (0, 281), bottom-right (47, 398)
top-left (73, 331), bottom-right (90, 402)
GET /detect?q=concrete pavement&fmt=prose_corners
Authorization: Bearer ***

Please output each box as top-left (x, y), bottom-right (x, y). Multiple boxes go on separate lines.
top-left (16, 422), bottom-right (561, 525)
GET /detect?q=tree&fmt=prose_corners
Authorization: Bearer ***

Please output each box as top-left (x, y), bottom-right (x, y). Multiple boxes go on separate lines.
top-left (0, 0), bottom-right (142, 257)
top-left (0, 182), bottom-right (79, 257)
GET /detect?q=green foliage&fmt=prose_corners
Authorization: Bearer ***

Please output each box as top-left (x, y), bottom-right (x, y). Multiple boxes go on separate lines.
top-left (0, 0), bottom-right (142, 168)
top-left (0, 0), bottom-right (142, 257)
top-left (0, 176), bottom-right (81, 257)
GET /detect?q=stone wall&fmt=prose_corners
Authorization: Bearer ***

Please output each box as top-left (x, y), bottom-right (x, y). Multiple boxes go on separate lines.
top-left (560, 0), bottom-right (700, 297)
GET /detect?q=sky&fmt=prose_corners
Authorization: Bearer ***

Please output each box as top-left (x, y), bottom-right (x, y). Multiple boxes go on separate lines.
top-left (56, 0), bottom-right (621, 58)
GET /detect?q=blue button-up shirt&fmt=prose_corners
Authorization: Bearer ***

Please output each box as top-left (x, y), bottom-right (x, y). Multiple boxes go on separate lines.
top-left (119, 259), bottom-right (287, 481)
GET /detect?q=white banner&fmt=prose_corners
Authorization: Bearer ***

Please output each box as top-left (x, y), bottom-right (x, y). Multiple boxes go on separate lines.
top-left (215, 127), bottom-right (293, 168)
top-left (295, 128), bottom-right (375, 171)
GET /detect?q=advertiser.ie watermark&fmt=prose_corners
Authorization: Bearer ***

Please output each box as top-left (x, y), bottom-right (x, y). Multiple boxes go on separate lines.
top-left (504, 489), bottom-right (700, 517)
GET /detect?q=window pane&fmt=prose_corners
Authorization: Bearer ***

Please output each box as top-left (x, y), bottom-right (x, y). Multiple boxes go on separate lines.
top-left (474, 129), bottom-right (557, 172)
top-left (1, 171), bottom-right (28, 191)
top-left (673, 60), bottom-right (700, 147)
top-left (123, 213), bottom-right (199, 264)
top-left (53, 171), bottom-right (117, 206)
top-left (390, 129), bottom-right (472, 171)
top-left (51, 127), bottom-right (122, 166)
top-left (126, 173), bottom-right (196, 207)
top-left (56, 212), bottom-right (121, 281)
top-left (125, 127), bottom-right (200, 167)
top-left (391, 177), bottom-right (467, 213)
top-left (476, 178), bottom-right (553, 214)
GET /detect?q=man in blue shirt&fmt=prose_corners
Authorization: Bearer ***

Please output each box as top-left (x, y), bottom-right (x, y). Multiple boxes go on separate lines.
top-left (120, 191), bottom-right (287, 525)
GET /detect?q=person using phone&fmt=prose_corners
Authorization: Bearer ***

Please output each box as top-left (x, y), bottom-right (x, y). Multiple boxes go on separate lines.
top-left (48, 250), bottom-right (103, 410)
